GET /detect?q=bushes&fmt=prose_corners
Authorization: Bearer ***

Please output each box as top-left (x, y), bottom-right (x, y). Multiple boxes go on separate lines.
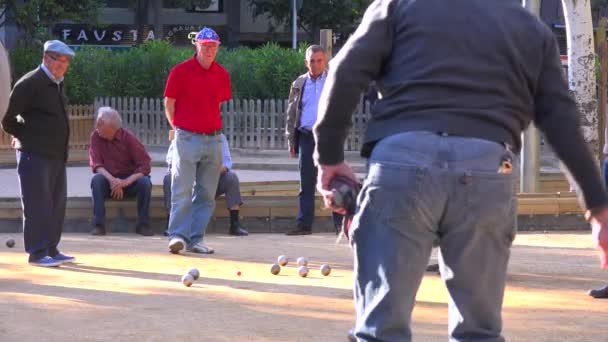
top-left (9, 40), bottom-right (306, 104)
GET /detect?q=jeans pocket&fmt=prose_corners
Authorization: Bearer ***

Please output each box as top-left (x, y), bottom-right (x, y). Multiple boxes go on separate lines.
top-left (355, 162), bottom-right (423, 237)
top-left (466, 171), bottom-right (516, 243)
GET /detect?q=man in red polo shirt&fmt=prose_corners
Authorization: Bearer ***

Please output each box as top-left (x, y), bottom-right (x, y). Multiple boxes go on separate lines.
top-left (163, 26), bottom-right (231, 255)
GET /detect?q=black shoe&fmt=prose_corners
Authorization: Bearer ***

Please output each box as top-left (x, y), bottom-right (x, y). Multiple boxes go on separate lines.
top-left (229, 225), bottom-right (248, 236)
top-left (91, 224), bottom-right (106, 236)
top-left (588, 284), bottom-right (608, 298)
top-left (136, 224), bottom-right (154, 236)
top-left (335, 224), bottom-right (342, 236)
top-left (426, 263), bottom-right (440, 273)
top-left (285, 225), bottom-right (312, 236)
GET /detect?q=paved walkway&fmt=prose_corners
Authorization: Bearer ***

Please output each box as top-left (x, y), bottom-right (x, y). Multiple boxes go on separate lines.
top-left (0, 148), bottom-right (367, 198)
top-left (0, 143), bottom-right (562, 198)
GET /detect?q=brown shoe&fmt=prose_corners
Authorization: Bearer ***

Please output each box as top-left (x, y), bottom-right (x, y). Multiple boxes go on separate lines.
top-left (91, 225), bottom-right (106, 236)
top-left (136, 223), bottom-right (154, 236)
top-left (285, 224), bottom-right (312, 236)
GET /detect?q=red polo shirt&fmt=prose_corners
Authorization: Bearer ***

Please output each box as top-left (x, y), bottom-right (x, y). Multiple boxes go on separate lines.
top-left (164, 55), bottom-right (231, 133)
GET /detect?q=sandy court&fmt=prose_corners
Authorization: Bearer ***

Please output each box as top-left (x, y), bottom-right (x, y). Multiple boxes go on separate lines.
top-left (0, 232), bottom-right (607, 341)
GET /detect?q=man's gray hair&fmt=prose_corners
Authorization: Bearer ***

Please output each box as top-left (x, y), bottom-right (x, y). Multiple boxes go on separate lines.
top-left (305, 45), bottom-right (326, 58)
top-left (96, 106), bottom-right (122, 128)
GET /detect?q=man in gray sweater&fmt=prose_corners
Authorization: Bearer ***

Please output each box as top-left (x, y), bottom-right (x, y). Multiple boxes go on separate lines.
top-left (313, 1), bottom-right (608, 341)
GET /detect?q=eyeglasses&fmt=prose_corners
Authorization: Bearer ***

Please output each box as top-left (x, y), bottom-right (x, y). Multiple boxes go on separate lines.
top-left (47, 54), bottom-right (71, 65)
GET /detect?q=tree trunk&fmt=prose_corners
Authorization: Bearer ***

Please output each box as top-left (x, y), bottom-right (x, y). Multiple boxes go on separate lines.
top-left (562, 0), bottom-right (599, 154)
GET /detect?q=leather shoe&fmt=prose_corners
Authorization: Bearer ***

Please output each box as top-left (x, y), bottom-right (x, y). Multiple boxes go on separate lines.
top-left (229, 225), bottom-right (248, 236)
top-left (136, 223), bottom-right (154, 236)
top-left (286, 224), bottom-right (312, 236)
top-left (588, 284), bottom-right (608, 298)
top-left (91, 225), bottom-right (106, 236)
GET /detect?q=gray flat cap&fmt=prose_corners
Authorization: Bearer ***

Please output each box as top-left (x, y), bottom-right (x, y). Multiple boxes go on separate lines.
top-left (43, 40), bottom-right (75, 57)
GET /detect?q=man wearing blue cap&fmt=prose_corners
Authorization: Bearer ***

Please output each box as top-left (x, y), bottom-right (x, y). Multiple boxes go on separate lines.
top-left (163, 27), bottom-right (232, 254)
top-left (1, 40), bottom-right (76, 267)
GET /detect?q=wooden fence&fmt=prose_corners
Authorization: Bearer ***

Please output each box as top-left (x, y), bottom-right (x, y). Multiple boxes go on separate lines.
top-left (0, 96), bottom-right (372, 151)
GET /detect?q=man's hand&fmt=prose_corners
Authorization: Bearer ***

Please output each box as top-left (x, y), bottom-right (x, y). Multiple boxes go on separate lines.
top-left (10, 135), bottom-right (18, 149)
top-left (289, 146), bottom-right (296, 158)
top-left (316, 161), bottom-right (358, 214)
top-left (221, 166), bottom-right (228, 175)
top-left (108, 177), bottom-right (123, 191)
top-left (110, 185), bottom-right (124, 200)
top-left (587, 207), bottom-right (608, 268)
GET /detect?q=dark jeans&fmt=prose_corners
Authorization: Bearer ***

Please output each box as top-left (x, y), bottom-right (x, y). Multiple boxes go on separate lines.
top-left (297, 131), bottom-right (343, 228)
top-left (17, 151), bottom-right (67, 262)
top-left (91, 173), bottom-right (152, 227)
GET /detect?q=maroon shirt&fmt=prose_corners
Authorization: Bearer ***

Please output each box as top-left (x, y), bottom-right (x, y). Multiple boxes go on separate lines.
top-left (89, 128), bottom-right (151, 178)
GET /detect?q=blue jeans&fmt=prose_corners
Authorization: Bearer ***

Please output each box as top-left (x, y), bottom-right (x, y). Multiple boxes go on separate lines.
top-left (351, 132), bottom-right (516, 342)
top-left (17, 151), bottom-right (67, 262)
top-left (297, 131), bottom-right (343, 228)
top-left (168, 129), bottom-right (222, 247)
top-left (90, 173), bottom-right (152, 227)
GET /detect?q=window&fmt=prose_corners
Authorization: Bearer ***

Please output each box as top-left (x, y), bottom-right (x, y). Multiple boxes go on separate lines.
top-left (105, 0), bottom-right (129, 8)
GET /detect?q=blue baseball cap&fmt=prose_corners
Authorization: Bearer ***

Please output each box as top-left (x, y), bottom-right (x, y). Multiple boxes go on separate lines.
top-left (43, 40), bottom-right (75, 57)
top-left (195, 27), bottom-right (221, 44)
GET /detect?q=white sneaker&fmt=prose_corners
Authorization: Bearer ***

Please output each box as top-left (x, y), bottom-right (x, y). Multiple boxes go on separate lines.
top-left (168, 237), bottom-right (185, 254)
top-left (186, 242), bottom-right (214, 254)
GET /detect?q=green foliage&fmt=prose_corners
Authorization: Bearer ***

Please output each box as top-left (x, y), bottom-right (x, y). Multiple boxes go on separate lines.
top-left (0, 0), bottom-right (103, 44)
top-left (248, 0), bottom-right (372, 41)
top-left (9, 40), bottom-right (306, 104)
top-left (218, 42), bottom-right (306, 99)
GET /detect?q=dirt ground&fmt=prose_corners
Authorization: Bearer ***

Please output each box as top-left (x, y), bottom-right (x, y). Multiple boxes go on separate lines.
top-left (0, 232), bottom-right (607, 342)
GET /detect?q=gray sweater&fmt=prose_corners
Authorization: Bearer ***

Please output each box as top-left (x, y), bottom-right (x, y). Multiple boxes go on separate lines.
top-left (314, 0), bottom-right (608, 210)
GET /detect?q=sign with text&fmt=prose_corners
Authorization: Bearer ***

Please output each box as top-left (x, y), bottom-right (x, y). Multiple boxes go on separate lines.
top-left (53, 24), bottom-right (156, 47)
top-left (163, 24), bottom-right (226, 46)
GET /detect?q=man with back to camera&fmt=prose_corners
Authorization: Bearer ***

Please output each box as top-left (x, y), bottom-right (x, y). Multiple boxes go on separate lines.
top-left (1, 40), bottom-right (76, 267)
top-left (313, 1), bottom-right (608, 341)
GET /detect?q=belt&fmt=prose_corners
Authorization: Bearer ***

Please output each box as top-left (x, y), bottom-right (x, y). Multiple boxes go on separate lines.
top-left (178, 128), bottom-right (222, 136)
top-left (298, 127), bottom-right (313, 135)
top-left (202, 129), bottom-right (222, 136)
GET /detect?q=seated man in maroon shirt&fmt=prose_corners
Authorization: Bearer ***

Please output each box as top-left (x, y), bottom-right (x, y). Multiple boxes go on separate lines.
top-left (89, 106), bottom-right (153, 236)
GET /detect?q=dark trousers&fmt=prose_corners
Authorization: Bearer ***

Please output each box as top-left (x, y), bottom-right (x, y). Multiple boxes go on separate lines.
top-left (91, 173), bottom-right (152, 227)
top-left (604, 158), bottom-right (608, 188)
top-left (297, 132), bottom-right (343, 228)
top-left (17, 151), bottom-right (67, 262)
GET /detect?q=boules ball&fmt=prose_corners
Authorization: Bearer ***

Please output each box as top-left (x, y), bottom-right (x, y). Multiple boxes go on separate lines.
top-left (188, 268), bottom-right (200, 280)
top-left (6, 239), bottom-right (15, 248)
top-left (298, 265), bottom-right (309, 278)
top-left (296, 257), bottom-right (308, 267)
top-left (320, 264), bottom-right (331, 276)
top-left (277, 255), bottom-right (289, 266)
top-left (270, 263), bottom-right (281, 275)
top-left (181, 274), bottom-right (194, 287)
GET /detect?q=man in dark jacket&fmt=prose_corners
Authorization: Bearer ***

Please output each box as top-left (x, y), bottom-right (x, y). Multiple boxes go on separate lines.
top-left (1, 40), bottom-right (75, 267)
top-left (284, 45), bottom-right (343, 235)
top-left (313, 1), bottom-right (608, 341)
